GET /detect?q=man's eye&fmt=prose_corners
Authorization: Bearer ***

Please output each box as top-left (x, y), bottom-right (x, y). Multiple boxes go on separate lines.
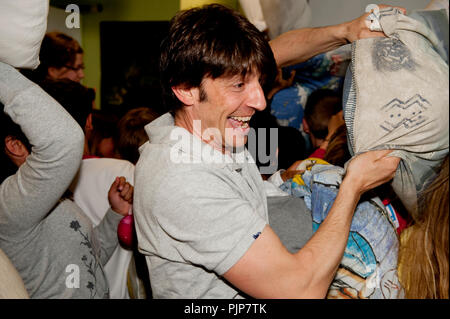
top-left (234, 82), bottom-right (245, 89)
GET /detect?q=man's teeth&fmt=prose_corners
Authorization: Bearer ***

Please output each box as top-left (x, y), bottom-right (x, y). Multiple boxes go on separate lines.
top-left (230, 116), bottom-right (251, 122)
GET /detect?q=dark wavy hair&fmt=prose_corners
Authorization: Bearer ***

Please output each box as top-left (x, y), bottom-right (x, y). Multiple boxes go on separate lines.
top-left (27, 32), bottom-right (83, 83)
top-left (159, 4), bottom-right (277, 113)
top-left (0, 103), bottom-right (31, 184)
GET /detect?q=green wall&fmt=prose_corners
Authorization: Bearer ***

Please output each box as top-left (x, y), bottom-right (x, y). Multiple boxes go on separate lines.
top-left (80, 0), bottom-right (180, 108)
top-left (80, 0), bottom-right (240, 109)
top-left (180, 0), bottom-right (237, 10)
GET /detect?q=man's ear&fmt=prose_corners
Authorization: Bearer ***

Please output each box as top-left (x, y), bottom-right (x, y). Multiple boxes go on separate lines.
top-left (4, 136), bottom-right (29, 167)
top-left (171, 85), bottom-right (199, 106)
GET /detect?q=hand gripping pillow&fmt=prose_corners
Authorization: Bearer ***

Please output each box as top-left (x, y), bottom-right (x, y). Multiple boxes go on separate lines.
top-left (280, 163), bottom-right (404, 299)
top-left (343, 7), bottom-right (449, 219)
top-left (0, 0), bottom-right (49, 69)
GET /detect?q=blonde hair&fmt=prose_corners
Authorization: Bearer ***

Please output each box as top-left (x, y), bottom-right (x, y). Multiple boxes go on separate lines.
top-left (398, 155), bottom-right (449, 299)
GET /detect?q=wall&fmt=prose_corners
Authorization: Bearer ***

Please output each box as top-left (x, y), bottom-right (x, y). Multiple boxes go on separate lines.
top-left (47, 0), bottom-right (241, 108)
top-left (78, 0), bottom-right (242, 108)
top-left (308, 0), bottom-right (430, 27)
top-left (180, 0), bottom-right (238, 9)
top-left (47, 6), bottom-right (82, 44)
top-left (80, 0), bottom-right (179, 108)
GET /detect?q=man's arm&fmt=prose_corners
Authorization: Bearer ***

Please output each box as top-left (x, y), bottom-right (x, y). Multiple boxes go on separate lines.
top-left (224, 150), bottom-right (400, 298)
top-left (270, 5), bottom-right (406, 67)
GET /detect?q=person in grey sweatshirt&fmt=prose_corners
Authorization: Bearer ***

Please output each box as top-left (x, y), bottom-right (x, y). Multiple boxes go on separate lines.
top-left (0, 61), bottom-right (132, 299)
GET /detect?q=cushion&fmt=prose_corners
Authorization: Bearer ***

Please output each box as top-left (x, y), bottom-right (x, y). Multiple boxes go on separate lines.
top-left (0, 0), bottom-right (49, 69)
top-left (343, 7), bottom-right (449, 218)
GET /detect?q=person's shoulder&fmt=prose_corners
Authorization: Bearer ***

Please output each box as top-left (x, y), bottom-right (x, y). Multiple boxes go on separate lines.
top-left (82, 157), bottom-right (135, 171)
top-left (80, 157), bottom-right (135, 183)
top-left (136, 156), bottom-right (232, 194)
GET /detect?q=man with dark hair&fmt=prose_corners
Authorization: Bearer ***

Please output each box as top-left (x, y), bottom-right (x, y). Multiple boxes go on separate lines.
top-left (134, 4), bottom-right (400, 298)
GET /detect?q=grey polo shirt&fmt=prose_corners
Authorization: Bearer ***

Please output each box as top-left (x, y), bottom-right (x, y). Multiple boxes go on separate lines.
top-left (134, 113), bottom-right (269, 298)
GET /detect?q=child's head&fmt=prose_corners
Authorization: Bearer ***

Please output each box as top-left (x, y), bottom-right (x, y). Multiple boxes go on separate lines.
top-left (115, 107), bottom-right (160, 164)
top-left (303, 89), bottom-right (342, 148)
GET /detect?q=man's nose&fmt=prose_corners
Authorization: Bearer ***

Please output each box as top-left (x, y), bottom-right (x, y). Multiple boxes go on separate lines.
top-left (247, 82), bottom-right (266, 111)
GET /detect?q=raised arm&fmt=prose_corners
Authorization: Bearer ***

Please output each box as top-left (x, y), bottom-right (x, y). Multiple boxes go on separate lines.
top-left (270, 5), bottom-right (406, 67)
top-left (0, 62), bottom-right (84, 230)
top-left (224, 150), bottom-right (400, 298)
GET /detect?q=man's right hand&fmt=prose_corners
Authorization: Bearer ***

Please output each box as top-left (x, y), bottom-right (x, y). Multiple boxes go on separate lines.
top-left (344, 4), bottom-right (407, 43)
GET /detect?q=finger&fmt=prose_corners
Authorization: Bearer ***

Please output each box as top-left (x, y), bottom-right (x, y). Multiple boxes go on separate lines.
top-left (378, 4), bottom-right (406, 15)
top-left (121, 184), bottom-right (134, 203)
top-left (109, 177), bottom-right (120, 192)
top-left (361, 30), bottom-right (386, 39)
top-left (379, 155), bottom-right (401, 173)
top-left (122, 184), bottom-right (134, 202)
top-left (117, 176), bottom-right (127, 191)
top-left (372, 149), bottom-right (395, 160)
top-left (120, 182), bottom-right (131, 197)
top-left (123, 187), bottom-right (134, 203)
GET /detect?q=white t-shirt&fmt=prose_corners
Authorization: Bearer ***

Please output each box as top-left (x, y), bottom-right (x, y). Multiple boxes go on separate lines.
top-left (70, 157), bottom-right (135, 299)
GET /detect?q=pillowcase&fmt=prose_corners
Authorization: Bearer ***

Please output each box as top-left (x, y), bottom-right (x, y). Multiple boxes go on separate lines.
top-left (0, 0), bottom-right (49, 69)
top-left (343, 7), bottom-right (449, 219)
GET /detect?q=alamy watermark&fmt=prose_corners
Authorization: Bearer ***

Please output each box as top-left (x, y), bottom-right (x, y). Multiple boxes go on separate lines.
top-left (65, 4), bottom-right (80, 29)
top-left (65, 264), bottom-right (80, 288)
top-left (169, 120), bottom-right (279, 175)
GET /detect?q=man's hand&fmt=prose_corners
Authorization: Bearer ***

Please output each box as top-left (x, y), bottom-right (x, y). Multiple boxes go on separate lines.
top-left (343, 150), bottom-right (400, 196)
top-left (108, 176), bottom-right (133, 216)
top-left (344, 5), bottom-right (407, 43)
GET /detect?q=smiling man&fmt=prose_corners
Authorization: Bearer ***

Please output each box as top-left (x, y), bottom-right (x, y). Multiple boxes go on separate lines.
top-left (133, 4), bottom-right (400, 299)
top-left (173, 73), bottom-right (267, 154)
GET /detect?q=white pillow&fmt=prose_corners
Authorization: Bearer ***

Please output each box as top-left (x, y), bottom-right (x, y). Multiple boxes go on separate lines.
top-left (0, 0), bottom-right (49, 69)
top-left (238, 0), bottom-right (268, 32)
